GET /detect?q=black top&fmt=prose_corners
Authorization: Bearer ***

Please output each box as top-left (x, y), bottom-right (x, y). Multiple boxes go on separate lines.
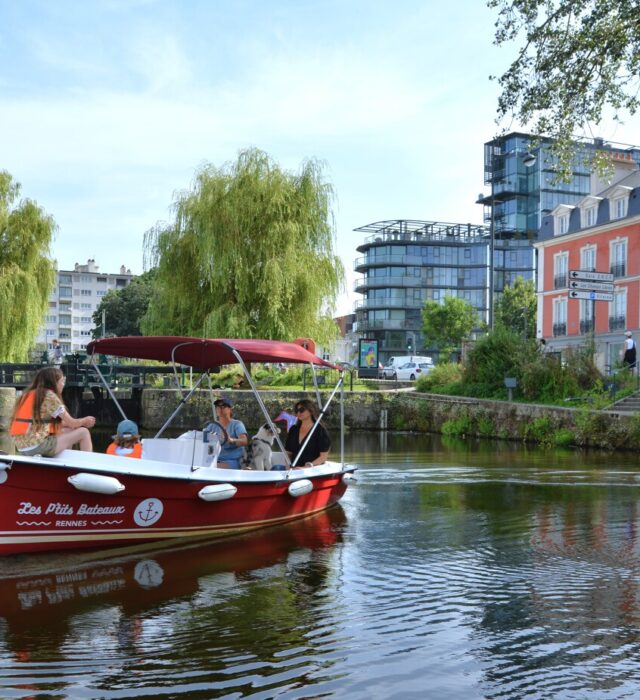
top-left (285, 421), bottom-right (331, 466)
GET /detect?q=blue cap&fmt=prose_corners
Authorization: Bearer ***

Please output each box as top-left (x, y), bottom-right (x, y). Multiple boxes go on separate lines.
top-left (214, 397), bottom-right (233, 408)
top-left (116, 419), bottom-right (139, 437)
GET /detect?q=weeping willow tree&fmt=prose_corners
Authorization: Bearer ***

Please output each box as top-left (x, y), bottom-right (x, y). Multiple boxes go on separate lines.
top-left (0, 171), bottom-right (56, 361)
top-left (142, 149), bottom-right (344, 344)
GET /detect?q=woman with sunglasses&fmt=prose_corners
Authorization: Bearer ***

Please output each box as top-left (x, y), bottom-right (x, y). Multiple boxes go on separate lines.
top-left (285, 399), bottom-right (331, 468)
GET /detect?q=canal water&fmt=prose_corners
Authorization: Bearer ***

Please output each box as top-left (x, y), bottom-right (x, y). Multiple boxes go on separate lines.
top-left (2, 432), bottom-right (640, 699)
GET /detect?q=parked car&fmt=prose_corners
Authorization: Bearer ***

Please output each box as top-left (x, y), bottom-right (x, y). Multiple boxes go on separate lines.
top-left (395, 361), bottom-right (434, 381)
top-left (382, 355), bottom-right (432, 379)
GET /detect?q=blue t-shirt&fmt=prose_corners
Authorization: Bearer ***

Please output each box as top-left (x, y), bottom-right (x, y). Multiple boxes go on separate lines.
top-left (218, 419), bottom-right (247, 463)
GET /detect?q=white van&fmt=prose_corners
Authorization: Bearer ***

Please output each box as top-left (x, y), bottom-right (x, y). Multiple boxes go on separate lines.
top-left (382, 355), bottom-right (433, 380)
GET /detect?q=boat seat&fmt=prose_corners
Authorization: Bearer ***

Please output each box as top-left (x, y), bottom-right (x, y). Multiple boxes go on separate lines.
top-left (142, 437), bottom-right (219, 468)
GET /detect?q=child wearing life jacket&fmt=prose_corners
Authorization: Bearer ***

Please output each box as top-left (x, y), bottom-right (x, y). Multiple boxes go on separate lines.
top-left (106, 419), bottom-right (142, 458)
top-left (10, 366), bottom-right (95, 457)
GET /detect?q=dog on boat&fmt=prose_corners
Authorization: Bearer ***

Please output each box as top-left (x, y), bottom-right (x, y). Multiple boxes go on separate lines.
top-left (241, 423), bottom-right (280, 470)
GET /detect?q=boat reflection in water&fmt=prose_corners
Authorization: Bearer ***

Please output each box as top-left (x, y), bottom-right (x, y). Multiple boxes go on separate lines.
top-left (0, 506), bottom-right (346, 660)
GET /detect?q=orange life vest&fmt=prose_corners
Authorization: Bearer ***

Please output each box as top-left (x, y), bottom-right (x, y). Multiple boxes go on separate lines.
top-left (10, 391), bottom-right (58, 437)
top-left (106, 442), bottom-right (142, 459)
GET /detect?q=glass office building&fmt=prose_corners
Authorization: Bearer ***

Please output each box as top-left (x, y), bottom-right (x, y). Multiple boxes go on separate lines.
top-left (477, 132), bottom-right (640, 291)
top-left (353, 220), bottom-right (489, 361)
top-left (352, 133), bottom-right (640, 362)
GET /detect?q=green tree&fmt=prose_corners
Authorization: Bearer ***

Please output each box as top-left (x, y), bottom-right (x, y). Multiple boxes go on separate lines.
top-left (142, 149), bottom-right (344, 344)
top-left (0, 171), bottom-right (56, 362)
top-left (490, 0), bottom-right (639, 179)
top-left (494, 277), bottom-right (537, 338)
top-left (92, 269), bottom-right (157, 339)
top-left (422, 296), bottom-right (479, 358)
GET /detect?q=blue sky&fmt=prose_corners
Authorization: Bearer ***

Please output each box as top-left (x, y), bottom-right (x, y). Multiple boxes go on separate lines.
top-left (2, 0), bottom-right (639, 315)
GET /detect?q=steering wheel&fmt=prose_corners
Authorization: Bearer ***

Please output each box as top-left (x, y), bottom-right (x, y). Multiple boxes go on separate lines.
top-left (204, 420), bottom-right (229, 445)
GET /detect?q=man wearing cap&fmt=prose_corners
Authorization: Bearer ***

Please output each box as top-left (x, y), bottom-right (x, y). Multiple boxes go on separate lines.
top-left (623, 331), bottom-right (637, 372)
top-left (212, 398), bottom-right (248, 469)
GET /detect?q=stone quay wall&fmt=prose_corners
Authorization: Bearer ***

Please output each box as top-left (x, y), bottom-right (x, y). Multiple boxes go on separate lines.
top-left (141, 389), bottom-right (640, 451)
top-left (1, 386), bottom-right (639, 451)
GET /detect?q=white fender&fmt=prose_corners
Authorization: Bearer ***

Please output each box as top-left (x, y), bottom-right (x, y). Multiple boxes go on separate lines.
top-left (288, 479), bottom-right (313, 498)
top-left (68, 473), bottom-right (125, 495)
top-left (342, 472), bottom-right (357, 484)
top-left (198, 483), bottom-right (237, 502)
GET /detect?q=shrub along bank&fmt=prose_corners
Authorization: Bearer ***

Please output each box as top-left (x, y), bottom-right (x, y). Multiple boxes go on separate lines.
top-left (375, 392), bottom-right (640, 451)
top-left (416, 327), bottom-right (630, 407)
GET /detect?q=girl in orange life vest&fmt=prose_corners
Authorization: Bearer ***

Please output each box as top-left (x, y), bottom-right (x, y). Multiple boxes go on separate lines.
top-left (10, 367), bottom-right (95, 457)
top-left (106, 419), bottom-right (142, 458)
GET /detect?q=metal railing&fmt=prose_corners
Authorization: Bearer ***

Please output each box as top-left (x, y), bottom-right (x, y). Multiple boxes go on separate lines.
top-left (554, 274), bottom-right (567, 289)
top-left (579, 319), bottom-right (594, 334)
top-left (0, 361), bottom-right (187, 389)
top-left (610, 262), bottom-right (626, 277)
top-left (552, 322), bottom-right (567, 337)
top-left (609, 315), bottom-right (626, 331)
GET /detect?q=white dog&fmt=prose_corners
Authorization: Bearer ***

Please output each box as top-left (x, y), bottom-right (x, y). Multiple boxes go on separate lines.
top-left (242, 423), bottom-right (280, 470)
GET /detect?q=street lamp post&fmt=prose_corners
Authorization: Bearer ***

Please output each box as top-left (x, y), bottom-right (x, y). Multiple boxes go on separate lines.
top-left (484, 149), bottom-right (537, 330)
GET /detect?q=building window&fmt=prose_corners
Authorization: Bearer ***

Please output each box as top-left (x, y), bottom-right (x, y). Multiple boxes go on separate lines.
top-left (579, 300), bottom-right (594, 334)
top-left (81, 303), bottom-right (92, 310)
top-left (559, 214), bottom-right (569, 234)
top-left (96, 290), bottom-right (107, 297)
top-left (553, 252), bottom-right (568, 289)
top-left (96, 276), bottom-right (107, 283)
top-left (610, 239), bottom-right (627, 277)
top-left (580, 246), bottom-right (596, 272)
top-left (81, 289), bottom-right (92, 296)
top-left (59, 274), bottom-right (72, 284)
top-left (59, 286), bottom-right (72, 298)
top-left (584, 206), bottom-right (597, 227)
top-left (46, 315), bottom-right (57, 323)
top-left (610, 289), bottom-right (627, 331)
top-left (553, 297), bottom-right (567, 336)
top-left (613, 197), bottom-right (628, 220)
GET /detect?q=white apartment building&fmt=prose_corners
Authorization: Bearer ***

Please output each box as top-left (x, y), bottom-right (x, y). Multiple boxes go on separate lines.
top-left (36, 259), bottom-right (134, 355)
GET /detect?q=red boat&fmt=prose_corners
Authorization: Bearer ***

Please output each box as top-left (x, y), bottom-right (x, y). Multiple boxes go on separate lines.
top-left (0, 337), bottom-right (356, 555)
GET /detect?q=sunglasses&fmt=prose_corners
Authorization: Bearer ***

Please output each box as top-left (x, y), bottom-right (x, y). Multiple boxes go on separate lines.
top-left (295, 407), bottom-right (307, 414)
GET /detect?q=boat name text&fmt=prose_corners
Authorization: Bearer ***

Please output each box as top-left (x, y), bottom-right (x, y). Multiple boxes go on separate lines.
top-left (17, 502), bottom-right (126, 516)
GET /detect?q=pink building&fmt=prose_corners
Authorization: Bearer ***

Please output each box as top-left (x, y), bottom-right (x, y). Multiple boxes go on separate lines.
top-left (535, 169), bottom-right (640, 371)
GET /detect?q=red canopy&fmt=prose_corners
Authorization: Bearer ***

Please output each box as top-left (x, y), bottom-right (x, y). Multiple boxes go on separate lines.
top-left (86, 336), bottom-right (336, 369)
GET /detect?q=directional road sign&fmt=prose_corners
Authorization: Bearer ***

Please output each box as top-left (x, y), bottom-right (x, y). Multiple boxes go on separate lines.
top-left (569, 269), bottom-right (614, 282)
top-left (569, 279), bottom-right (615, 292)
top-left (568, 290), bottom-right (614, 302)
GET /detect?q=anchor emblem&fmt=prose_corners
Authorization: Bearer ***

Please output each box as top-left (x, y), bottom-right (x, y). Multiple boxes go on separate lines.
top-left (133, 498), bottom-right (163, 527)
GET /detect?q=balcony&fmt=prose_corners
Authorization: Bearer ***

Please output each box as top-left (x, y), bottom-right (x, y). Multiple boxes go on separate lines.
top-left (354, 298), bottom-right (425, 311)
top-left (553, 322), bottom-right (567, 337)
top-left (610, 262), bottom-right (626, 277)
top-left (554, 273), bottom-right (567, 290)
top-left (354, 276), bottom-right (423, 292)
top-left (579, 319), bottom-right (594, 334)
top-left (356, 319), bottom-right (422, 332)
top-left (353, 253), bottom-right (425, 271)
top-left (609, 315), bottom-right (626, 331)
